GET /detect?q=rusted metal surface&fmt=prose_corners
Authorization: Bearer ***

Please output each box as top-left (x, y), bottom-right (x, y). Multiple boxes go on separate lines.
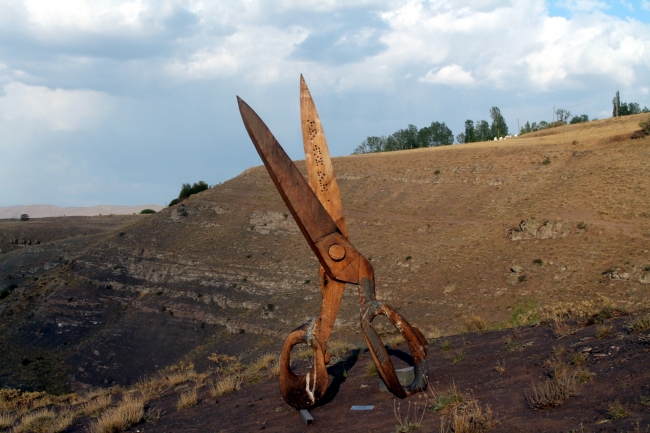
top-left (237, 77), bottom-right (428, 410)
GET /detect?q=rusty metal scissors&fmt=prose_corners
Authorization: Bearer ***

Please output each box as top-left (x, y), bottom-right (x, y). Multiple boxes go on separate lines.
top-left (237, 76), bottom-right (428, 410)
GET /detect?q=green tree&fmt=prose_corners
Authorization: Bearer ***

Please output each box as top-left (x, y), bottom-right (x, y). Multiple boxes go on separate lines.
top-left (555, 108), bottom-right (571, 123)
top-left (140, 209), bottom-right (156, 214)
top-left (462, 120), bottom-right (476, 143)
top-left (418, 121), bottom-right (453, 146)
top-left (569, 114), bottom-right (589, 124)
top-left (170, 181), bottom-right (210, 206)
top-left (475, 120), bottom-right (492, 141)
top-left (20, 214), bottom-right (29, 221)
top-left (490, 107), bottom-right (508, 138)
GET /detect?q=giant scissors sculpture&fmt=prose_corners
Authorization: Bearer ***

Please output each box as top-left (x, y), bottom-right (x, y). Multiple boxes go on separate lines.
top-left (237, 76), bottom-right (428, 409)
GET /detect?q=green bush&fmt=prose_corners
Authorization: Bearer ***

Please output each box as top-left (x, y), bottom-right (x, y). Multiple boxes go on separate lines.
top-left (139, 209), bottom-right (156, 214)
top-left (640, 116), bottom-right (650, 134)
top-left (169, 181), bottom-right (209, 206)
top-left (20, 214), bottom-right (29, 221)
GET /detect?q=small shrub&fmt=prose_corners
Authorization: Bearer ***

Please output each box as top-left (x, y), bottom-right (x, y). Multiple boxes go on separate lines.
top-left (569, 351), bottom-right (586, 366)
top-left (575, 368), bottom-right (592, 384)
top-left (451, 350), bottom-right (465, 363)
top-left (176, 388), bottom-right (197, 410)
top-left (509, 300), bottom-right (539, 327)
top-left (532, 258), bottom-right (543, 266)
top-left (430, 384), bottom-right (464, 413)
top-left (577, 221), bottom-right (588, 230)
top-left (139, 209), bottom-right (156, 214)
top-left (626, 313), bottom-right (650, 333)
top-left (464, 316), bottom-right (487, 334)
top-left (20, 213), bottom-right (29, 221)
top-left (525, 369), bottom-right (578, 409)
top-left (595, 325), bottom-right (611, 338)
top-left (542, 157), bottom-right (551, 165)
top-left (607, 400), bottom-right (629, 419)
top-left (518, 274), bottom-right (527, 282)
top-left (439, 340), bottom-right (452, 352)
top-left (434, 169), bottom-right (441, 175)
top-left (640, 116), bottom-right (650, 134)
top-left (364, 361), bottom-right (379, 378)
top-left (494, 360), bottom-right (506, 374)
top-left (405, 255), bottom-right (412, 261)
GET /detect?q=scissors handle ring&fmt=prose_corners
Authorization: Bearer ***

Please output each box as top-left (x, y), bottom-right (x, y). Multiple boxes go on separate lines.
top-left (360, 299), bottom-right (429, 398)
top-left (278, 325), bottom-right (329, 409)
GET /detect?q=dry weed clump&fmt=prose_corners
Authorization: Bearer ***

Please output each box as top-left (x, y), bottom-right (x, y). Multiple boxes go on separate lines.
top-left (46, 410), bottom-right (74, 433)
top-left (364, 361), bottom-right (379, 378)
top-left (439, 399), bottom-right (494, 433)
top-left (384, 334), bottom-right (405, 348)
top-left (464, 316), bottom-right (487, 334)
top-left (525, 363), bottom-right (581, 410)
top-left (176, 388), bottom-right (197, 411)
top-left (89, 395), bottom-right (144, 433)
top-left (626, 313), bottom-right (650, 333)
top-left (607, 400), bottom-right (630, 419)
top-left (209, 375), bottom-right (242, 398)
top-left (595, 325), bottom-right (611, 338)
top-left (429, 384), bottom-right (464, 413)
top-left (393, 396), bottom-right (427, 433)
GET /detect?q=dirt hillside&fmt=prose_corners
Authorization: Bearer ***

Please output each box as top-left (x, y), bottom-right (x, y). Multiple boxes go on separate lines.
top-left (0, 113), bottom-right (649, 396)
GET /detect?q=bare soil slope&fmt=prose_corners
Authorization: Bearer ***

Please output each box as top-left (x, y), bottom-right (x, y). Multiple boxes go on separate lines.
top-left (0, 114), bottom-right (649, 395)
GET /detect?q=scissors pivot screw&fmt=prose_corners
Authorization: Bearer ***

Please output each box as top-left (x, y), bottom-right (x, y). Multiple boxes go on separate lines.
top-left (328, 244), bottom-right (346, 261)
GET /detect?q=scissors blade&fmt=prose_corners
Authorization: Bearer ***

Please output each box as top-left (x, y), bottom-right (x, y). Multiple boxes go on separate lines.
top-left (237, 96), bottom-right (360, 283)
top-left (300, 75), bottom-right (348, 238)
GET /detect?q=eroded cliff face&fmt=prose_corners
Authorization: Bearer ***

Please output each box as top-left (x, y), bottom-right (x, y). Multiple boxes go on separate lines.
top-left (2, 114), bottom-right (650, 392)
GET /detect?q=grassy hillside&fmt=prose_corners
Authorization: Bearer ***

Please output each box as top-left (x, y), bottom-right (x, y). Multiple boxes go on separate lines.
top-left (0, 113), bottom-right (649, 394)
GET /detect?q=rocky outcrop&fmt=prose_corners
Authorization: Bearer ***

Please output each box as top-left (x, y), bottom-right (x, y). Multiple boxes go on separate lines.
top-left (508, 217), bottom-right (570, 240)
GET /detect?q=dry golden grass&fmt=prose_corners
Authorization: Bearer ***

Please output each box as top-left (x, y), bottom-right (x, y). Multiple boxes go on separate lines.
top-left (269, 360), bottom-right (281, 377)
top-left (393, 396), bottom-right (428, 433)
top-left (626, 313), bottom-right (650, 333)
top-left (89, 395), bottom-right (144, 433)
top-left (595, 325), bottom-right (611, 338)
top-left (248, 352), bottom-right (277, 372)
top-left (384, 334), bottom-right (405, 348)
top-left (12, 408), bottom-right (56, 433)
top-left (176, 388), bottom-right (197, 411)
top-left (0, 413), bottom-right (17, 429)
top-left (76, 394), bottom-right (112, 417)
top-left (209, 375), bottom-right (242, 398)
top-left (439, 399), bottom-right (494, 433)
top-left (327, 339), bottom-right (355, 356)
top-left (46, 409), bottom-right (74, 433)
top-left (165, 369), bottom-right (197, 388)
top-left (608, 400), bottom-right (630, 419)
top-left (464, 316), bottom-right (487, 334)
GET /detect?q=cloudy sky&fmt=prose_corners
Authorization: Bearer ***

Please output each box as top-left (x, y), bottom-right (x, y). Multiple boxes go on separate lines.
top-left (1, 0), bottom-right (649, 207)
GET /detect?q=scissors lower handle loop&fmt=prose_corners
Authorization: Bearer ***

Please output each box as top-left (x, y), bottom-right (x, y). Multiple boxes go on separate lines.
top-left (278, 326), bottom-right (329, 409)
top-left (360, 301), bottom-right (429, 398)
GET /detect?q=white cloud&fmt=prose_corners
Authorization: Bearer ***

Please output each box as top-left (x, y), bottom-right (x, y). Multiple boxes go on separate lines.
top-left (0, 82), bottom-right (113, 141)
top-left (642, 0), bottom-right (650, 11)
top-left (555, 0), bottom-right (609, 12)
top-left (420, 64), bottom-right (475, 86)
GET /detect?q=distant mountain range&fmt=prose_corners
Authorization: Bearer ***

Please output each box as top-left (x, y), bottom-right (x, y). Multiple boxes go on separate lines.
top-left (0, 204), bottom-right (165, 219)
